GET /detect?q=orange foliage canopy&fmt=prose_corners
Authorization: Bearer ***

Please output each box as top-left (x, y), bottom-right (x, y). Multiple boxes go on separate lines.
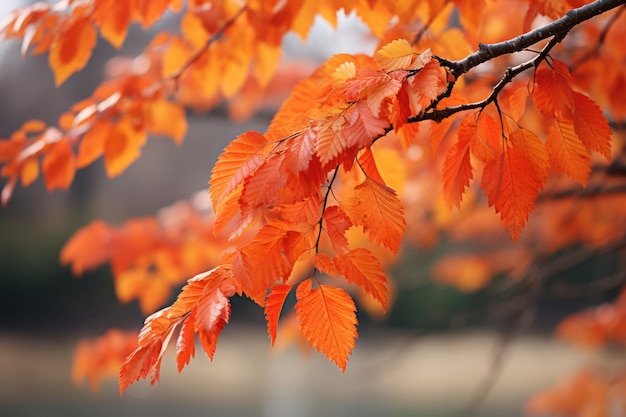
top-left (1, 0), bottom-right (626, 404)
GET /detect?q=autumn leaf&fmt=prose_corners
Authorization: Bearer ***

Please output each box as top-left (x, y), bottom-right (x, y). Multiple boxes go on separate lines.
top-left (374, 38), bottom-right (415, 71)
top-left (442, 118), bottom-right (473, 209)
top-left (480, 138), bottom-right (545, 241)
top-left (119, 308), bottom-right (181, 394)
top-left (532, 60), bottom-right (575, 118)
top-left (265, 284), bottom-right (293, 346)
top-left (343, 176), bottom-right (406, 253)
top-left (334, 248), bottom-right (388, 311)
top-left (92, 0), bottom-right (131, 48)
top-left (104, 117), bottom-right (147, 178)
top-left (49, 17), bottom-right (97, 86)
top-left (571, 92), bottom-right (612, 161)
top-left (209, 131), bottom-right (268, 211)
top-left (545, 118), bottom-right (590, 186)
top-left (42, 138), bottom-right (75, 191)
top-left (295, 279), bottom-right (358, 371)
top-left (322, 205), bottom-right (352, 255)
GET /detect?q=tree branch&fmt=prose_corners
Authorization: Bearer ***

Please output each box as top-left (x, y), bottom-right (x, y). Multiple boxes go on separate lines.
top-left (410, 0), bottom-right (625, 124)
top-left (446, 0), bottom-right (625, 77)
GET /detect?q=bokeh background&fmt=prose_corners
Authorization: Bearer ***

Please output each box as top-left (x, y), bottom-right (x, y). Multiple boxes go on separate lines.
top-left (0, 2), bottom-right (616, 416)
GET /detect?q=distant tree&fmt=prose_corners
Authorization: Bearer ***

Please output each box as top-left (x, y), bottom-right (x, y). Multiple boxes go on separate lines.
top-left (1, 0), bottom-right (625, 413)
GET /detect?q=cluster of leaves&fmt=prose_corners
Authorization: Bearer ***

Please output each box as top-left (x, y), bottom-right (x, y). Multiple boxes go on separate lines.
top-left (2, 0), bottom-right (626, 408)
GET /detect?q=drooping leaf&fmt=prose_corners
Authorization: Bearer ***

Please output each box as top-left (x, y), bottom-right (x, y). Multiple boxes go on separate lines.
top-left (322, 205), bottom-right (352, 255)
top-left (545, 118), bottom-right (590, 186)
top-left (209, 131), bottom-right (268, 210)
top-left (295, 279), bottom-right (358, 371)
top-left (334, 248), bottom-right (388, 310)
top-left (265, 284), bottom-right (293, 346)
top-left (49, 17), bottom-right (97, 86)
top-left (119, 308), bottom-right (181, 395)
top-left (480, 140), bottom-right (544, 241)
top-left (343, 176), bottom-right (406, 253)
top-left (532, 60), bottom-right (575, 118)
top-left (42, 138), bottom-right (75, 191)
top-left (572, 92), bottom-right (612, 161)
top-left (175, 309), bottom-right (196, 372)
top-left (442, 118), bottom-right (474, 209)
top-left (314, 253), bottom-right (339, 277)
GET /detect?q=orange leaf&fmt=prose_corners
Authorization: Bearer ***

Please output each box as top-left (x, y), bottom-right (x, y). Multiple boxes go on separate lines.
top-left (175, 309), bottom-right (196, 372)
top-left (334, 248), bottom-right (388, 311)
top-left (146, 99), bottom-right (188, 144)
top-left (442, 118), bottom-right (473, 209)
top-left (20, 158), bottom-right (39, 186)
top-left (49, 17), bottom-right (97, 86)
top-left (343, 176), bottom-right (406, 253)
top-left (77, 119), bottom-right (110, 168)
top-left (480, 140), bottom-right (544, 241)
top-left (322, 205), bottom-right (352, 255)
top-left (209, 131), bottom-right (268, 210)
top-left (194, 280), bottom-right (232, 361)
top-left (265, 284), bottom-right (293, 346)
top-left (92, 0), bottom-right (131, 48)
top-left (409, 60), bottom-right (442, 113)
top-left (119, 308), bottom-right (181, 395)
top-left (314, 253), bottom-right (339, 276)
top-left (162, 36), bottom-right (191, 78)
top-left (572, 92), bottom-right (612, 161)
top-left (546, 118), bottom-right (590, 186)
top-left (470, 112), bottom-right (500, 163)
top-left (509, 127), bottom-right (549, 186)
top-left (295, 281), bottom-right (358, 371)
top-left (231, 223), bottom-right (293, 304)
top-left (104, 117), bottom-right (147, 177)
top-left (532, 60), bottom-right (574, 118)
top-left (508, 85), bottom-right (528, 122)
top-left (42, 138), bottom-right (75, 191)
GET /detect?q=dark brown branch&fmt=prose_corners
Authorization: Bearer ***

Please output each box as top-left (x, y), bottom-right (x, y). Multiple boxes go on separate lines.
top-left (409, 0), bottom-right (625, 124)
top-left (445, 0), bottom-right (625, 77)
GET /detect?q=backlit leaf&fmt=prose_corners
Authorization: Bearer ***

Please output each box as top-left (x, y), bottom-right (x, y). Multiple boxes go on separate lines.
top-left (546, 118), bottom-right (590, 186)
top-left (265, 284), bottom-right (293, 346)
top-left (49, 17), bottom-right (97, 85)
top-left (343, 176), bottom-right (406, 253)
top-left (442, 118), bottom-right (473, 209)
top-left (42, 138), bottom-right (75, 191)
top-left (572, 92), bottom-right (612, 161)
top-left (334, 248), bottom-right (388, 310)
top-left (295, 281), bottom-right (358, 371)
top-left (374, 39), bottom-right (415, 71)
top-left (480, 141), bottom-right (543, 241)
top-left (209, 131), bottom-right (268, 211)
